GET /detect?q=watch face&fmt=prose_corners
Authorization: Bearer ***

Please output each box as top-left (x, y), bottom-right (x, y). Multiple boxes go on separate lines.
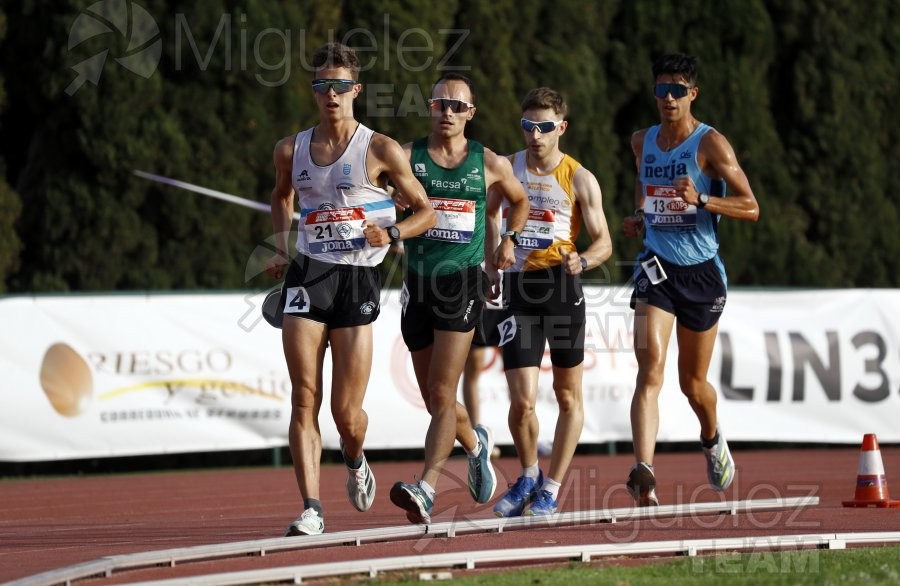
top-left (388, 226), bottom-right (400, 241)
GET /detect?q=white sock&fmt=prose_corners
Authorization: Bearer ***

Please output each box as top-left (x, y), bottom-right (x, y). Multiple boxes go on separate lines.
top-left (419, 479), bottom-right (436, 501)
top-left (541, 477), bottom-right (562, 499)
top-left (523, 462), bottom-right (540, 480)
top-left (465, 438), bottom-right (483, 458)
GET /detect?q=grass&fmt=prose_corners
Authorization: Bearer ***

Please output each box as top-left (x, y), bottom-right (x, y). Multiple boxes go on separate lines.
top-left (374, 545), bottom-right (900, 585)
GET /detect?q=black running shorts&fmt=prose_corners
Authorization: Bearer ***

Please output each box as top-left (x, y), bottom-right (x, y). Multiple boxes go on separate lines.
top-left (472, 306), bottom-right (507, 348)
top-left (500, 264), bottom-right (585, 369)
top-left (281, 254), bottom-right (381, 328)
top-left (401, 265), bottom-right (488, 352)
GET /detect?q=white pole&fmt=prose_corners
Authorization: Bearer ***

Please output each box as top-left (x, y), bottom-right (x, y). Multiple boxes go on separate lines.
top-left (133, 170), bottom-right (302, 221)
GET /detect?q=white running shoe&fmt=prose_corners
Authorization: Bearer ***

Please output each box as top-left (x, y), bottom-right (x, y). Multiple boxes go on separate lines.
top-left (284, 508), bottom-right (324, 536)
top-left (346, 456), bottom-right (377, 512)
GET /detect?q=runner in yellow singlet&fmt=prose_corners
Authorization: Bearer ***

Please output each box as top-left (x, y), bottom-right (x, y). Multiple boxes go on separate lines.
top-left (492, 87), bottom-right (613, 517)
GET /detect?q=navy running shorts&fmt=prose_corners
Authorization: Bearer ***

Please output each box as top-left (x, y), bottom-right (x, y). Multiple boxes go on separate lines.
top-left (630, 251), bottom-right (727, 332)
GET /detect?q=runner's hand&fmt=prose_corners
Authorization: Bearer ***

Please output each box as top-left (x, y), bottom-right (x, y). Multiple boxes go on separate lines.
top-left (363, 221), bottom-right (390, 247)
top-left (265, 254), bottom-right (289, 279)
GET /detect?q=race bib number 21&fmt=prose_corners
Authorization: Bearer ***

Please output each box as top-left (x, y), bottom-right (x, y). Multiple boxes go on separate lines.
top-left (304, 207), bottom-right (366, 254)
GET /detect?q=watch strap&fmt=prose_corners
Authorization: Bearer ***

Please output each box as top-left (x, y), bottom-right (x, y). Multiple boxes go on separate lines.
top-left (501, 230), bottom-right (520, 246)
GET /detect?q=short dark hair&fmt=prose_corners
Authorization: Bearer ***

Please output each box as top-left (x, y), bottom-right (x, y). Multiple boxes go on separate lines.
top-left (432, 73), bottom-right (475, 103)
top-left (312, 43), bottom-right (361, 79)
top-left (521, 87), bottom-right (568, 117)
top-left (652, 53), bottom-right (698, 86)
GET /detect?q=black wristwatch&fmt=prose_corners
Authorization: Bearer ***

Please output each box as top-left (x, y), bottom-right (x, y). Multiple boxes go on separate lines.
top-left (698, 193), bottom-right (710, 209)
top-left (387, 225), bottom-right (401, 243)
top-left (580, 257), bottom-right (588, 271)
top-left (500, 230), bottom-right (520, 247)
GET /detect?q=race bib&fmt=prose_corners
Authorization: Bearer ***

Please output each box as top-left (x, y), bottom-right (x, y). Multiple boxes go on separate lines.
top-left (283, 286), bottom-right (311, 314)
top-left (421, 197), bottom-right (475, 243)
top-left (496, 315), bottom-right (517, 347)
top-left (304, 207), bottom-right (367, 255)
top-left (506, 208), bottom-right (555, 250)
top-left (644, 185), bottom-right (697, 231)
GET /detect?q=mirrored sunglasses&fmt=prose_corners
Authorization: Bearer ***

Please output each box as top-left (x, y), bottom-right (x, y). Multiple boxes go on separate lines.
top-left (653, 83), bottom-right (691, 99)
top-left (427, 98), bottom-right (474, 113)
top-left (311, 79), bottom-right (357, 94)
top-left (520, 118), bottom-right (563, 133)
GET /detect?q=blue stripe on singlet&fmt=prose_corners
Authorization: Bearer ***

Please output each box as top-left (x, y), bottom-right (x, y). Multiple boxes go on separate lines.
top-left (300, 199), bottom-right (396, 218)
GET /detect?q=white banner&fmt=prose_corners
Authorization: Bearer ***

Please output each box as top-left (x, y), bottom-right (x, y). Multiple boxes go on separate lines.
top-left (1, 288), bottom-right (898, 461)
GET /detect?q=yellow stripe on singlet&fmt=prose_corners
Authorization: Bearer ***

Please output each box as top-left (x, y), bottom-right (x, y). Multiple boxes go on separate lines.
top-left (522, 154), bottom-right (581, 272)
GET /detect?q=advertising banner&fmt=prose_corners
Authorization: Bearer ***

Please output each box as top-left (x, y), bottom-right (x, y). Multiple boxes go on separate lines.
top-left (1, 288), bottom-right (898, 461)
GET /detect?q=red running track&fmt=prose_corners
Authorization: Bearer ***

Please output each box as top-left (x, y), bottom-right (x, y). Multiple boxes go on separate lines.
top-left (1, 447), bottom-right (899, 583)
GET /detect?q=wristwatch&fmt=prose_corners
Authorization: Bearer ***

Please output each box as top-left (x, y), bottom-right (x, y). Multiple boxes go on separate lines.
top-left (698, 193), bottom-right (710, 209)
top-left (500, 230), bottom-right (520, 247)
top-left (580, 257), bottom-right (588, 271)
top-left (387, 225), bottom-right (401, 243)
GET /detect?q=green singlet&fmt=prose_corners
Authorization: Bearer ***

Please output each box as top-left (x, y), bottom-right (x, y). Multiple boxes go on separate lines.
top-left (404, 138), bottom-right (487, 276)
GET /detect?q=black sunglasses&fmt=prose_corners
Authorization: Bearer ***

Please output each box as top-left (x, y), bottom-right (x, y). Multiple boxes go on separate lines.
top-left (653, 83), bottom-right (692, 99)
top-left (427, 98), bottom-right (474, 113)
top-left (311, 79), bottom-right (357, 94)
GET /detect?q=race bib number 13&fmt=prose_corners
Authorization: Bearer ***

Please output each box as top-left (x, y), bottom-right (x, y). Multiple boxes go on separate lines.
top-left (644, 185), bottom-right (697, 230)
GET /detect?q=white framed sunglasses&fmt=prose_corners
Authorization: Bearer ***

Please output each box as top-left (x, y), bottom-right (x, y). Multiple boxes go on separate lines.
top-left (521, 118), bottom-right (563, 133)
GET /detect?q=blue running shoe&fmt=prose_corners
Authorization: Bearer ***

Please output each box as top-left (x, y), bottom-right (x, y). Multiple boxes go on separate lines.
top-left (390, 481), bottom-right (433, 524)
top-left (493, 470), bottom-right (543, 517)
top-left (525, 489), bottom-right (557, 516)
top-left (468, 424), bottom-right (497, 503)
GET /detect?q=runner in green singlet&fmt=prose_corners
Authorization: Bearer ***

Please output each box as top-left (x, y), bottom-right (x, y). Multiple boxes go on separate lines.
top-left (388, 73), bottom-right (529, 524)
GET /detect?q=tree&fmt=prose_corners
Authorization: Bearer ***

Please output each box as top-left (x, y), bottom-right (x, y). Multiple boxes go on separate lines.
top-left (1, 0), bottom-right (897, 291)
top-left (0, 7), bottom-right (23, 292)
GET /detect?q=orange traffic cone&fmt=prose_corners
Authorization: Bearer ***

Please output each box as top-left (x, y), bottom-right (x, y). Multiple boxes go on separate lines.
top-left (843, 434), bottom-right (900, 508)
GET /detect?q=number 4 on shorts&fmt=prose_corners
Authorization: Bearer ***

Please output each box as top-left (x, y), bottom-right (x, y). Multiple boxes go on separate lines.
top-left (284, 286), bottom-right (311, 314)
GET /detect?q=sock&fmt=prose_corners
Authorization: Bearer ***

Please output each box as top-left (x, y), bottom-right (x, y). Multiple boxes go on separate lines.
top-left (342, 444), bottom-right (363, 469)
top-left (419, 479), bottom-right (436, 501)
top-left (303, 498), bottom-right (323, 517)
top-left (464, 437), bottom-right (483, 458)
top-left (541, 477), bottom-right (562, 500)
top-left (523, 463), bottom-right (541, 480)
top-left (701, 431), bottom-right (720, 450)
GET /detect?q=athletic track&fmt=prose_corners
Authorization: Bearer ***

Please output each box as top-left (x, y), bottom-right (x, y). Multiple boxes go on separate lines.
top-left (2, 447), bottom-right (899, 584)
